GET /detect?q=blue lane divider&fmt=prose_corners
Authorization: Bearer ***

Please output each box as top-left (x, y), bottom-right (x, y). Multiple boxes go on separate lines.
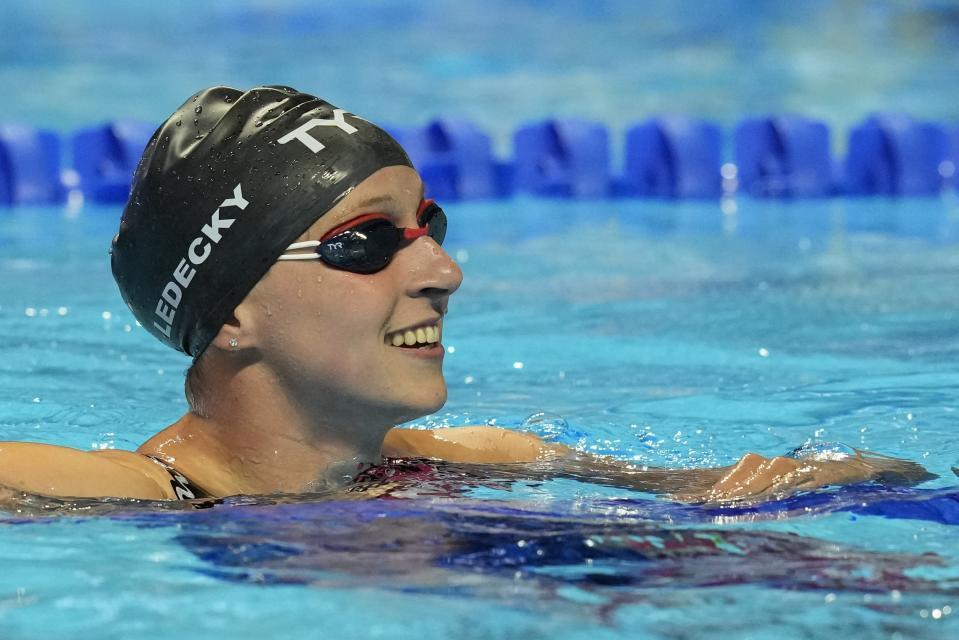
top-left (845, 113), bottom-right (947, 196)
top-left (0, 137), bottom-right (9, 205)
top-left (512, 118), bottom-right (611, 198)
top-left (1, 114), bottom-right (957, 207)
top-left (734, 115), bottom-right (834, 197)
top-left (945, 124), bottom-right (958, 190)
top-left (386, 119), bottom-right (509, 200)
top-left (0, 124), bottom-right (64, 206)
top-left (621, 116), bottom-right (722, 198)
top-left (70, 120), bottom-right (156, 203)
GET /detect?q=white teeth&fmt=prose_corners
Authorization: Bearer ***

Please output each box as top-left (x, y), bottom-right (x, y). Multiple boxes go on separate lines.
top-left (388, 324), bottom-right (441, 347)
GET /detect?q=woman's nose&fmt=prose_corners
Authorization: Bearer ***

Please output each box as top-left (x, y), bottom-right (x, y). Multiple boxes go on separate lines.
top-left (402, 237), bottom-right (463, 299)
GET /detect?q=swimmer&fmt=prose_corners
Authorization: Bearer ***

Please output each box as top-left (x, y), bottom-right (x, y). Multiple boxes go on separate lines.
top-left (0, 86), bottom-right (935, 503)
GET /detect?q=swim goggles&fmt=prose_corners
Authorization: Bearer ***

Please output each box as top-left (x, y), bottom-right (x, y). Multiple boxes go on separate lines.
top-left (278, 199), bottom-right (447, 274)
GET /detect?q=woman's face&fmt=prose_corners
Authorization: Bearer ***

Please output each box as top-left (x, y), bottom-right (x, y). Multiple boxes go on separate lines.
top-left (242, 166), bottom-right (463, 425)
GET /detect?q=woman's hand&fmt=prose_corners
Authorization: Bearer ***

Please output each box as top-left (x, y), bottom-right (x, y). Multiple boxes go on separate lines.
top-left (672, 450), bottom-right (937, 504)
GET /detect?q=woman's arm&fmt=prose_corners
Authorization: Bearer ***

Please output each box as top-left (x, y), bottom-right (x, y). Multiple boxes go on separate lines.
top-left (383, 426), bottom-right (936, 502)
top-left (0, 442), bottom-right (175, 500)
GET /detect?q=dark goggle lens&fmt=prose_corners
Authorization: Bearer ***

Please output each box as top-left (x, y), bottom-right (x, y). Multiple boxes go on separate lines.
top-left (419, 202), bottom-right (447, 245)
top-left (319, 219), bottom-right (402, 273)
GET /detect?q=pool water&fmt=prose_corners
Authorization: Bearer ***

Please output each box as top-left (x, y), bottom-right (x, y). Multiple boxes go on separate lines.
top-left (1, 197), bottom-right (957, 638)
top-left (3, 0), bottom-right (959, 636)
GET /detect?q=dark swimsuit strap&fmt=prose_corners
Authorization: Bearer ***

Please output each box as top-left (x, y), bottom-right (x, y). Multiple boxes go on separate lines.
top-left (147, 455), bottom-right (211, 500)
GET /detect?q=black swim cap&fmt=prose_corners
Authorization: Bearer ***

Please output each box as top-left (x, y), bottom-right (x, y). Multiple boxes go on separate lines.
top-left (111, 86), bottom-right (412, 357)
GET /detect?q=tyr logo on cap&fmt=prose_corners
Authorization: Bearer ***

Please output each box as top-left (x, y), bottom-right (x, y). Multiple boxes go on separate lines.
top-left (277, 109), bottom-right (360, 154)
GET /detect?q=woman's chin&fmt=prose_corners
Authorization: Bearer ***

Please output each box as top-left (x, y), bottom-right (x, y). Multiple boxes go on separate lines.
top-left (390, 387), bottom-right (447, 424)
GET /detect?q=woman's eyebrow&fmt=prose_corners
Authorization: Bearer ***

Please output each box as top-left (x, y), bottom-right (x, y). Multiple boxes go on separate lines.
top-left (313, 195), bottom-right (397, 237)
top-left (350, 184), bottom-right (424, 212)
top-left (348, 194), bottom-right (395, 211)
top-left (323, 186), bottom-right (426, 231)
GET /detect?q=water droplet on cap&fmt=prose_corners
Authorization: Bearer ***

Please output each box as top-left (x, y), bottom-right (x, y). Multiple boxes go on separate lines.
top-left (175, 120), bottom-right (181, 127)
top-left (195, 106), bottom-right (203, 114)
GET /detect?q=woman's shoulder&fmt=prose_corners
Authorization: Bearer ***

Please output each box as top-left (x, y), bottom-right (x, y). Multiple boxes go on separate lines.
top-left (92, 449), bottom-right (184, 498)
top-left (0, 442), bottom-right (176, 500)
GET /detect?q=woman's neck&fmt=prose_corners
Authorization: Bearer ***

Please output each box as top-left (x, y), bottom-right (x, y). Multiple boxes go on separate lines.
top-left (139, 365), bottom-right (395, 496)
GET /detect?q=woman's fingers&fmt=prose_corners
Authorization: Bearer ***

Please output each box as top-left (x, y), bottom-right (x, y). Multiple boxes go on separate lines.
top-left (706, 454), bottom-right (804, 501)
top-left (673, 453), bottom-right (800, 502)
top-left (669, 450), bottom-right (935, 504)
top-left (676, 453), bottom-right (858, 503)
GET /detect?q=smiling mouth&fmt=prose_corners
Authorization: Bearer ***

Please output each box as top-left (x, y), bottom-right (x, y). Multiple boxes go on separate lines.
top-left (386, 323), bottom-right (442, 348)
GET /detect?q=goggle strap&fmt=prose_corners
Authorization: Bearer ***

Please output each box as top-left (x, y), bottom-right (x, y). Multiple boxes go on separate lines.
top-left (277, 239), bottom-right (322, 261)
top-left (277, 253), bottom-right (320, 261)
top-left (286, 240), bottom-right (321, 251)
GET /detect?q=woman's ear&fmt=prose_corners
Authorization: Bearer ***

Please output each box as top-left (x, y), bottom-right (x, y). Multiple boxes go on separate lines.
top-left (208, 302), bottom-right (257, 353)
top-left (208, 314), bottom-right (241, 352)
